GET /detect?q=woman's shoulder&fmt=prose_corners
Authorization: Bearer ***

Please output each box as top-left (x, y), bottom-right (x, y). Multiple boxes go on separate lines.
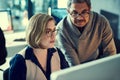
top-left (9, 54), bottom-right (26, 80)
top-left (10, 54), bottom-right (25, 66)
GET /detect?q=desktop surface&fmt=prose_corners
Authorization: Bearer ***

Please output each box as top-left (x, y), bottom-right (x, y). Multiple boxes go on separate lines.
top-left (5, 31), bottom-right (27, 57)
top-left (51, 54), bottom-right (120, 80)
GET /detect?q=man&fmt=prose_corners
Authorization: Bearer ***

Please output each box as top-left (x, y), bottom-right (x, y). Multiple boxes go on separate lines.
top-left (55, 0), bottom-right (116, 66)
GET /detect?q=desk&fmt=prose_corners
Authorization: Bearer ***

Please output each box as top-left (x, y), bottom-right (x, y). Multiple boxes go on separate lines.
top-left (5, 31), bottom-right (27, 57)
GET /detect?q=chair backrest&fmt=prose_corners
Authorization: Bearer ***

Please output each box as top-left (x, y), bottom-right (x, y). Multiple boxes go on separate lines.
top-left (3, 68), bottom-right (9, 80)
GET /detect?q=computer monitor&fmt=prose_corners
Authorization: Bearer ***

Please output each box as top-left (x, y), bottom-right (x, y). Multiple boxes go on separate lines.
top-left (51, 54), bottom-right (120, 80)
top-left (0, 10), bottom-right (13, 33)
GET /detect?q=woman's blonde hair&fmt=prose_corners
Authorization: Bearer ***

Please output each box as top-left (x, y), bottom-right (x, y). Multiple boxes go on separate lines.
top-left (26, 13), bottom-right (55, 48)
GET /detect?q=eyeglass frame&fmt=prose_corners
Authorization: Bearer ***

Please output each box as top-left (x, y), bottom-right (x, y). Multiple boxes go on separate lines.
top-left (69, 9), bottom-right (90, 18)
top-left (45, 29), bottom-right (59, 37)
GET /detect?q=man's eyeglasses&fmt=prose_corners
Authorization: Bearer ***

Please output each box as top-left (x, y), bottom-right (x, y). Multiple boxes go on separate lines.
top-left (45, 29), bottom-right (59, 37)
top-left (70, 10), bottom-right (90, 18)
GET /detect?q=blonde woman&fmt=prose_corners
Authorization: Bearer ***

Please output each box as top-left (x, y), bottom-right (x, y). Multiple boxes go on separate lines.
top-left (9, 13), bottom-right (69, 80)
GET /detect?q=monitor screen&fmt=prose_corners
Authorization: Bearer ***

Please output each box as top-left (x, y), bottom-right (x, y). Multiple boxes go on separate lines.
top-left (51, 54), bottom-right (120, 80)
top-left (0, 10), bottom-right (13, 32)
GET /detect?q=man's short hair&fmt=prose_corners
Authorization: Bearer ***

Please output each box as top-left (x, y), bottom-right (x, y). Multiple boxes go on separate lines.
top-left (67, 0), bottom-right (91, 9)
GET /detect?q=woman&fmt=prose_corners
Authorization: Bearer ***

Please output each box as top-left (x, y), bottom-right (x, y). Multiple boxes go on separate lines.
top-left (9, 13), bottom-right (69, 80)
